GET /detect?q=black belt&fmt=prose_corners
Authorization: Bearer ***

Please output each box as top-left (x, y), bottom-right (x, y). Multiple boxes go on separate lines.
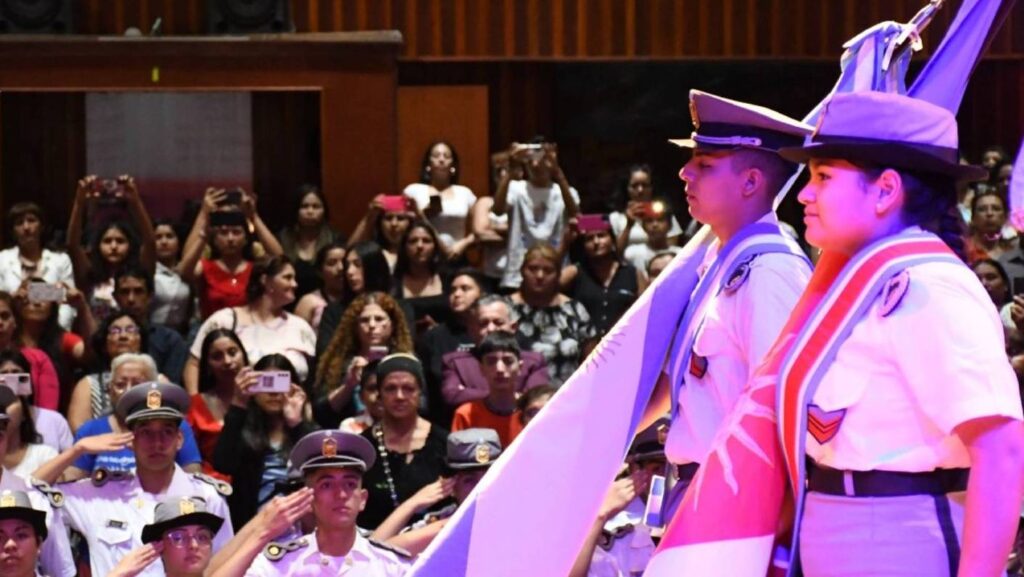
top-left (806, 463), bottom-right (968, 497)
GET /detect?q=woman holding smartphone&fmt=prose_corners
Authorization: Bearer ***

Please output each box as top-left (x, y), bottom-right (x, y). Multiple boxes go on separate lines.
top-left (402, 141), bottom-right (478, 261)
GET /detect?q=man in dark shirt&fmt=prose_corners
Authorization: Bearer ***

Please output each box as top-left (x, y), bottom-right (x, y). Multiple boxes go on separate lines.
top-left (114, 266), bottom-right (189, 385)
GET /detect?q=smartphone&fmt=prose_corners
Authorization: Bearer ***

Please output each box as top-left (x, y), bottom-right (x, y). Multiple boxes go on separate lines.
top-left (27, 282), bottom-right (65, 303)
top-left (576, 214), bottom-right (611, 233)
top-left (0, 374), bottom-right (31, 397)
top-left (250, 371), bottom-right (292, 394)
top-left (367, 346), bottom-right (389, 361)
top-left (217, 188), bottom-right (243, 207)
top-left (1013, 277), bottom-right (1024, 297)
top-left (379, 195), bottom-right (409, 213)
top-left (428, 194), bottom-right (443, 212)
top-left (209, 211), bottom-right (247, 228)
top-left (643, 475), bottom-right (667, 528)
top-left (639, 200), bottom-right (667, 219)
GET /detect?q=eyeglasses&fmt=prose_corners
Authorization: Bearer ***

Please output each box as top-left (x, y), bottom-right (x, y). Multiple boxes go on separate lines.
top-left (108, 325), bottom-right (140, 337)
top-left (164, 529), bottom-right (214, 548)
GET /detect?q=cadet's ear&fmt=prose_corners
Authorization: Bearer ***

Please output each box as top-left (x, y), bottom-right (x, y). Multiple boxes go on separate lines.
top-left (874, 168), bottom-right (905, 216)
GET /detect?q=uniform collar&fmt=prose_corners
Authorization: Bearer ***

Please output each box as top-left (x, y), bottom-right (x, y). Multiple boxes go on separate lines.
top-left (298, 529), bottom-right (369, 566)
top-left (705, 211), bottom-right (781, 265)
top-left (128, 464), bottom-right (190, 498)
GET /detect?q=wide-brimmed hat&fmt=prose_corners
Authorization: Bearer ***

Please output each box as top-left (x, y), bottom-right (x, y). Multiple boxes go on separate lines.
top-left (670, 90), bottom-right (812, 153)
top-left (141, 496), bottom-right (224, 544)
top-left (778, 91), bottom-right (987, 183)
top-left (0, 490), bottom-right (46, 540)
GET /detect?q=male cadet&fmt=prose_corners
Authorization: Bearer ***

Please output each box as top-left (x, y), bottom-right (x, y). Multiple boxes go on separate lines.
top-left (244, 430), bottom-right (410, 576)
top-left (0, 490), bottom-right (51, 577)
top-left (641, 90), bottom-right (813, 503)
top-left (38, 382), bottom-right (233, 577)
top-left (0, 408), bottom-right (74, 577)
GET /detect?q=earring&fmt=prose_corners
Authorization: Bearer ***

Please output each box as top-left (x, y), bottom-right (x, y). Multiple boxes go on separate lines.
top-left (450, 167), bottom-right (456, 174)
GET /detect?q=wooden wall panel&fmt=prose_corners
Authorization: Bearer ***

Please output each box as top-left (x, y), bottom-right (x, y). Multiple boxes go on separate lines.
top-left (67, 0), bottom-right (1024, 60)
top-left (397, 85), bottom-right (489, 200)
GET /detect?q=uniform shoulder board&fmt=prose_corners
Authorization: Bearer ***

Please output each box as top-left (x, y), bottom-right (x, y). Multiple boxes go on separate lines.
top-left (722, 257), bottom-right (755, 294)
top-left (368, 538), bottom-right (413, 559)
top-left (597, 523), bottom-right (635, 551)
top-left (262, 537), bottom-right (307, 561)
top-left (91, 468), bottom-right (133, 487)
top-left (29, 478), bottom-right (65, 508)
top-left (192, 472), bottom-right (233, 497)
top-left (879, 269), bottom-right (911, 318)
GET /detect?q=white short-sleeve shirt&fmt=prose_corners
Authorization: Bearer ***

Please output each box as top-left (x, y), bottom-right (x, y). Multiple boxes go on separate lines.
top-left (403, 183), bottom-right (477, 248)
top-left (189, 307), bottom-right (316, 381)
top-left (807, 260), bottom-right (1023, 472)
top-left (245, 530), bottom-right (410, 576)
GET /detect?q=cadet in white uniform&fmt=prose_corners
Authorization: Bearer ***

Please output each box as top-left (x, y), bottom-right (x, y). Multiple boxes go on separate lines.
top-left (245, 430), bottom-right (411, 576)
top-left (778, 91), bottom-right (1024, 576)
top-left (47, 382), bottom-right (234, 577)
top-left (649, 91), bottom-right (813, 496)
top-left (0, 490), bottom-right (53, 577)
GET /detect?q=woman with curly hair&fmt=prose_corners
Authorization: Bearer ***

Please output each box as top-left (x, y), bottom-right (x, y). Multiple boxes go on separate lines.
top-left (312, 292), bottom-right (413, 428)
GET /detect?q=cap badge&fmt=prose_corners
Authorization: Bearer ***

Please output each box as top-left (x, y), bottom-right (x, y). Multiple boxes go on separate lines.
top-left (322, 437), bottom-right (338, 458)
top-left (474, 445), bottom-right (491, 464)
top-left (146, 389), bottom-right (162, 409)
top-left (0, 493), bottom-right (13, 508)
top-left (179, 499), bottom-right (196, 515)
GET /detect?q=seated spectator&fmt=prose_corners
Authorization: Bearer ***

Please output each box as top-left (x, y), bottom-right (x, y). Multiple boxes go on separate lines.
top-left (645, 251), bottom-right (677, 284)
top-left (372, 428), bottom-right (502, 554)
top-left (404, 141), bottom-right (478, 261)
top-left (622, 199), bottom-right (683, 274)
top-left (113, 265), bottom-right (188, 384)
top-left (492, 139), bottom-right (580, 290)
top-left (417, 268), bottom-right (486, 423)
top-left (608, 164), bottom-right (684, 250)
top-left (111, 495), bottom-right (225, 577)
top-left (0, 292), bottom-right (61, 411)
top-left (340, 358), bottom-right (383, 435)
top-left (561, 219), bottom-right (642, 335)
top-left (0, 350), bottom-right (72, 453)
top-left (186, 328), bottom-right (248, 480)
top-left (315, 241), bottom-right (402, 357)
top-left (348, 194), bottom-right (415, 271)
top-left (0, 490), bottom-right (54, 577)
top-left (511, 245), bottom-right (596, 386)
top-left (0, 202), bottom-right (77, 330)
top-left (314, 292), bottom-right (413, 428)
top-left (184, 256), bottom-right (315, 394)
top-left (517, 384), bottom-right (555, 427)
top-left (0, 386), bottom-right (55, 480)
top-left (213, 353), bottom-right (316, 530)
top-left (359, 354), bottom-right (448, 530)
top-left (451, 332), bottom-right (525, 446)
top-left (441, 295), bottom-right (549, 418)
top-left (965, 190), bottom-right (1013, 262)
top-left (151, 218), bottom-right (195, 334)
top-left (293, 240), bottom-right (347, 332)
top-left (278, 185), bottom-right (343, 303)
top-left (65, 353), bottom-right (202, 481)
top-left (68, 311), bottom-right (156, 432)
top-left (395, 220), bottom-right (450, 336)
top-left (67, 175), bottom-right (156, 323)
top-left (973, 258), bottom-right (1018, 333)
top-left (12, 283), bottom-right (88, 410)
top-left (180, 187), bottom-right (284, 321)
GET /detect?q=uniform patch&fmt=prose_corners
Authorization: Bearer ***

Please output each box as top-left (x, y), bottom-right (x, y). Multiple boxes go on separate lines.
top-left (807, 404), bottom-right (846, 445)
top-left (723, 258), bottom-right (753, 294)
top-left (688, 351), bottom-right (708, 379)
top-left (597, 524), bottom-right (635, 551)
top-left (879, 270), bottom-right (910, 317)
top-left (263, 538), bottom-right (307, 561)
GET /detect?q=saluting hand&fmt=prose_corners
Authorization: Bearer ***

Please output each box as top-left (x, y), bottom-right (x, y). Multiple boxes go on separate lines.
top-left (108, 542), bottom-right (163, 577)
top-left (254, 487), bottom-right (315, 539)
top-left (74, 432), bottom-right (134, 456)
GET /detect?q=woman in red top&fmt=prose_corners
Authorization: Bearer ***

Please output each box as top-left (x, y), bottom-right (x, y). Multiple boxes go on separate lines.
top-left (185, 327), bottom-right (249, 481)
top-left (180, 187), bottom-right (283, 320)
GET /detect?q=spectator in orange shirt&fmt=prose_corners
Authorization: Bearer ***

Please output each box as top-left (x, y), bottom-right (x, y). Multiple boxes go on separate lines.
top-left (450, 331), bottom-right (524, 446)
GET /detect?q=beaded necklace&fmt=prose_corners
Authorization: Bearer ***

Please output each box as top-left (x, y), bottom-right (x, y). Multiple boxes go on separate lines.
top-left (372, 422), bottom-right (400, 507)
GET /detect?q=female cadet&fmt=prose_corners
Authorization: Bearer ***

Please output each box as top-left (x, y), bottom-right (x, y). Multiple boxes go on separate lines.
top-left (778, 91), bottom-right (1024, 576)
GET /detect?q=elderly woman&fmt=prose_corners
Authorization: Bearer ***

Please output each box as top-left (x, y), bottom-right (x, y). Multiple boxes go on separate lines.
top-left (313, 292), bottom-right (413, 428)
top-left (359, 354), bottom-right (448, 530)
top-left (776, 92), bottom-right (1024, 576)
top-left (183, 256), bottom-right (315, 395)
top-left (511, 244), bottom-right (596, 386)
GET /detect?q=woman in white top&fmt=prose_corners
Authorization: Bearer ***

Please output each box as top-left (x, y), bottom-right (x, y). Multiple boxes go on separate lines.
top-left (0, 202), bottom-right (77, 330)
top-left (779, 92), bottom-right (1024, 577)
top-left (0, 350), bottom-right (71, 457)
top-left (151, 219), bottom-right (194, 333)
top-left (403, 141), bottom-right (477, 261)
top-left (608, 164), bottom-right (684, 254)
top-left (0, 358), bottom-right (57, 479)
top-left (184, 256), bottom-right (316, 395)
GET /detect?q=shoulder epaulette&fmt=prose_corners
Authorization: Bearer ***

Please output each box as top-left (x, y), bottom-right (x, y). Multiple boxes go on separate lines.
top-left (91, 468), bottom-right (133, 487)
top-left (192, 472), bottom-right (233, 496)
top-left (879, 269), bottom-right (911, 317)
top-left (597, 523), bottom-right (635, 551)
top-left (29, 478), bottom-right (64, 508)
top-left (263, 537), bottom-right (307, 561)
top-left (368, 538), bottom-right (413, 559)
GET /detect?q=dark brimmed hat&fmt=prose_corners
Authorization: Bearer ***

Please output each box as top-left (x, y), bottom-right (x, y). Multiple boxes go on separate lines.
top-left (141, 496), bottom-right (224, 544)
top-left (778, 91), bottom-right (987, 183)
top-left (117, 381), bottom-right (190, 426)
top-left (445, 428), bottom-right (502, 471)
top-left (629, 417), bottom-right (669, 462)
top-left (376, 353), bottom-right (425, 388)
top-left (0, 490), bottom-right (47, 540)
top-left (670, 90), bottom-right (812, 153)
top-left (289, 430), bottom-right (376, 474)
